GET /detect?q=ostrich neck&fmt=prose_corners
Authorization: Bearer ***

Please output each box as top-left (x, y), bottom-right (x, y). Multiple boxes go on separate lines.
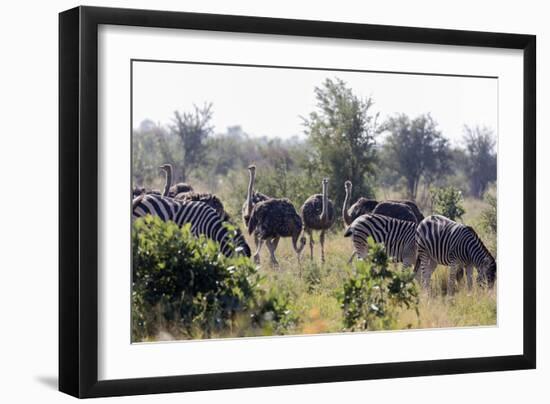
top-left (246, 171), bottom-right (255, 216)
top-left (320, 183), bottom-right (328, 222)
top-left (162, 167), bottom-right (172, 197)
top-left (343, 187), bottom-right (352, 225)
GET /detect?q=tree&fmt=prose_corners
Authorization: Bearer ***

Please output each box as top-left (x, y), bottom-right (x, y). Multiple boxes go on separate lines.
top-left (463, 125), bottom-right (496, 198)
top-left (167, 103), bottom-right (214, 181)
top-left (382, 114), bottom-right (450, 200)
top-left (430, 186), bottom-right (465, 221)
top-left (303, 78), bottom-right (378, 218)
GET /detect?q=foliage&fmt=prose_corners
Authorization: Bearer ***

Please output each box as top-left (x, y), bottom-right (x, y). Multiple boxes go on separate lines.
top-left (339, 238), bottom-right (419, 331)
top-left (250, 288), bottom-right (299, 335)
top-left (303, 78), bottom-right (378, 217)
top-left (463, 125), bottom-right (497, 197)
top-left (132, 216), bottom-right (297, 340)
top-left (479, 185), bottom-right (497, 254)
top-left (430, 186), bottom-right (466, 221)
top-left (382, 113), bottom-right (451, 199)
top-left (167, 103), bottom-right (214, 181)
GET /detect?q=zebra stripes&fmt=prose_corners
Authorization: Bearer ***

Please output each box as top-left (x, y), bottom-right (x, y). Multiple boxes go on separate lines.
top-left (344, 214), bottom-right (418, 267)
top-left (132, 194), bottom-right (250, 257)
top-left (415, 215), bottom-right (496, 291)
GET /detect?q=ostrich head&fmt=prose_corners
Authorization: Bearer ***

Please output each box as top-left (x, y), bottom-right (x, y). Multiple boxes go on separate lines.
top-left (344, 180), bottom-right (352, 192)
top-left (248, 164), bottom-right (256, 174)
top-left (159, 163), bottom-right (172, 172)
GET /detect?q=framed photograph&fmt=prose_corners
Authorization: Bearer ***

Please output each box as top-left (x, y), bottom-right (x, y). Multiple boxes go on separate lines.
top-left (59, 6), bottom-right (536, 398)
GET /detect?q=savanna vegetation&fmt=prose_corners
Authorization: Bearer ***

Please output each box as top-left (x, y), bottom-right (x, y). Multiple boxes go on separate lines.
top-left (132, 77), bottom-right (497, 342)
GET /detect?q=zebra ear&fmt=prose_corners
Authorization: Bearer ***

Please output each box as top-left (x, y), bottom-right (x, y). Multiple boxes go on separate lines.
top-left (343, 227), bottom-right (353, 237)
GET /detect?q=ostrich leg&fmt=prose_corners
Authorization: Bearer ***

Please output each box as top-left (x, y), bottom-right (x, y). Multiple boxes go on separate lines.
top-left (320, 230), bottom-right (326, 263)
top-left (266, 237), bottom-right (279, 266)
top-left (253, 239), bottom-right (264, 264)
top-left (307, 229), bottom-right (314, 260)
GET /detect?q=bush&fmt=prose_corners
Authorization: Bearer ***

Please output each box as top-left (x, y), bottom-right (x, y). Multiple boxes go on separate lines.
top-left (132, 216), bottom-right (297, 340)
top-left (430, 186), bottom-right (465, 221)
top-left (339, 238), bottom-right (419, 331)
top-left (479, 186), bottom-right (497, 255)
top-left (132, 216), bottom-right (260, 340)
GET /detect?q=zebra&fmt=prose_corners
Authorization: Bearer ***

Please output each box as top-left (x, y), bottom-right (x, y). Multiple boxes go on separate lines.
top-left (343, 214), bottom-right (418, 267)
top-left (415, 215), bottom-right (496, 293)
top-left (132, 194), bottom-right (251, 257)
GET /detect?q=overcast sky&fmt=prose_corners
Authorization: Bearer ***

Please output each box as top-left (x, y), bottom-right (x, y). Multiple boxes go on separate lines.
top-left (132, 61), bottom-right (497, 147)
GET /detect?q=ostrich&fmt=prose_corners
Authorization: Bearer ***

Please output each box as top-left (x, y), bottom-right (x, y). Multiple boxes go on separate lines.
top-left (176, 192), bottom-right (226, 219)
top-left (247, 198), bottom-right (306, 265)
top-left (242, 165), bottom-right (270, 227)
top-left (389, 199), bottom-right (424, 222)
top-left (159, 163), bottom-right (228, 220)
top-left (241, 165), bottom-right (272, 255)
top-left (342, 181), bottom-right (378, 227)
top-left (301, 178), bottom-right (336, 263)
top-left (170, 182), bottom-right (194, 196)
top-left (372, 201), bottom-right (418, 223)
top-left (159, 163), bottom-right (173, 197)
top-left (159, 163), bottom-right (194, 197)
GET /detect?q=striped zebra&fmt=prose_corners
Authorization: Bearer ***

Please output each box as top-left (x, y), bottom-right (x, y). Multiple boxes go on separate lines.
top-left (132, 194), bottom-right (251, 257)
top-left (415, 215), bottom-right (496, 292)
top-left (343, 214), bottom-right (418, 267)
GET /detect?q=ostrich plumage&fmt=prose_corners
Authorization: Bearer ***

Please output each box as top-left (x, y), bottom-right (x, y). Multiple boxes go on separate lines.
top-left (247, 198), bottom-right (305, 265)
top-left (301, 178), bottom-right (336, 263)
top-left (342, 181), bottom-right (378, 226)
top-left (242, 191), bottom-right (270, 226)
top-left (176, 192), bottom-right (226, 219)
top-left (169, 182), bottom-right (194, 196)
top-left (391, 200), bottom-right (424, 223)
top-left (372, 201), bottom-right (418, 223)
top-left (132, 187), bottom-right (161, 197)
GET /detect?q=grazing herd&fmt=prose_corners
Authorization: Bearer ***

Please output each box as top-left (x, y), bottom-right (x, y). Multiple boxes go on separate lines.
top-left (132, 164), bottom-right (496, 292)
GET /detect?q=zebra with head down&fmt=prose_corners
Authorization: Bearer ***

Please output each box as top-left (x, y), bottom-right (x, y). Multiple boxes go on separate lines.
top-left (415, 215), bottom-right (496, 293)
top-left (132, 193), bottom-right (251, 257)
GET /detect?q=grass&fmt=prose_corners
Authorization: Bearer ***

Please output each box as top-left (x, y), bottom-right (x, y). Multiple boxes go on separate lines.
top-left (143, 223), bottom-right (496, 341)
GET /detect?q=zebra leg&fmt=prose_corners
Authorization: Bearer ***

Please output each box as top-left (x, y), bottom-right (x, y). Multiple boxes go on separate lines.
top-left (266, 237), bottom-right (279, 266)
top-left (347, 251), bottom-right (356, 264)
top-left (448, 264), bottom-right (459, 295)
top-left (456, 266), bottom-right (464, 284)
top-left (320, 230), bottom-right (326, 263)
top-left (253, 238), bottom-right (264, 264)
top-left (420, 257), bottom-right (437, 290)
top-left (465, 265), bottom-right (474, 291)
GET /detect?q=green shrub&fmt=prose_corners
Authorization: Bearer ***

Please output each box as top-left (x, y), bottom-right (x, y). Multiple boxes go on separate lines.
top-left (338, 238), bottom-right (419, 331)
top-left (132, 216), bottom-right (260, 340)
top-left (479, 186), bottom-right (497, 255)
top-left (132, 216), bottom-right (297, 340)
top-left (251, 288), bottom-right (299, 335)
top-left (430, 186), bottom-right (465, 221)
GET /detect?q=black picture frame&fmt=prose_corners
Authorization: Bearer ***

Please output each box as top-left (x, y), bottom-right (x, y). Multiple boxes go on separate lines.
top-left (59, 5), bottom-right (536, 398)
